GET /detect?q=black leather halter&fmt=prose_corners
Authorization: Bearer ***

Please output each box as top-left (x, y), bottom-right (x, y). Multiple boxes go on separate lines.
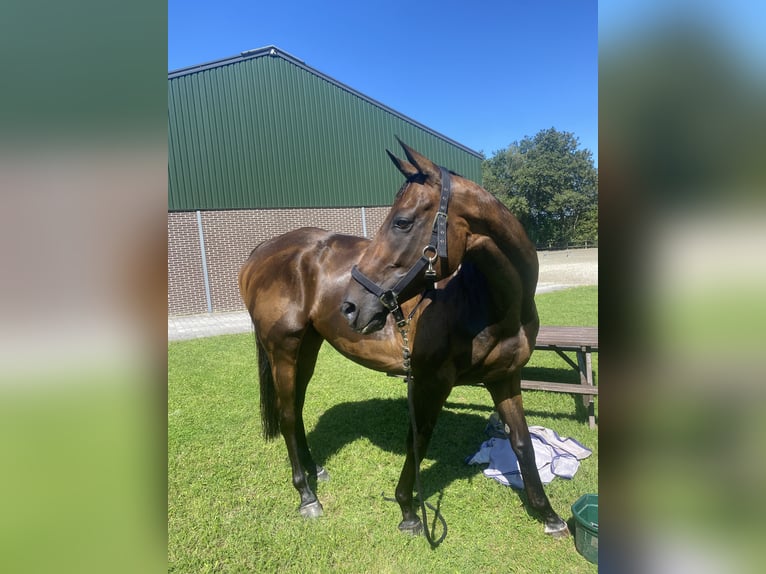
top-left (351, 166), bottom-right (452, 326)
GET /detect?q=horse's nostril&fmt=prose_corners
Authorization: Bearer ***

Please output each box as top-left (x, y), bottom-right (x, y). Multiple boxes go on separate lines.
top-left (341, 301), bottom-right (357, 318)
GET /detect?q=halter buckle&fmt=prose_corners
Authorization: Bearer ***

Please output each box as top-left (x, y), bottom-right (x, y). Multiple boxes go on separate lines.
top-left (378, 290), bottom-right (399, 311)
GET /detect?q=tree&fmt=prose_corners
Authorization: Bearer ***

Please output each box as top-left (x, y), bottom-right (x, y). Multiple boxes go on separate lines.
top-left (482, 128), bottom-right (598, 247)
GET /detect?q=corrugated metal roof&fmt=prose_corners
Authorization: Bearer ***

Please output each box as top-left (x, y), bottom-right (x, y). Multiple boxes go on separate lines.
top-left (168, 46), bottom-right (483, 211)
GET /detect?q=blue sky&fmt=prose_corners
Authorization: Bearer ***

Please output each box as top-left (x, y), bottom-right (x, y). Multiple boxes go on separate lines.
top-left (169, 1), bottom-right (597, 163)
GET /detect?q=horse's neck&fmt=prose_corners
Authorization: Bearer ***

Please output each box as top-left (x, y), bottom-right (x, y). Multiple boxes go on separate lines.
top-left (460, 186), bottom-right (538, 323)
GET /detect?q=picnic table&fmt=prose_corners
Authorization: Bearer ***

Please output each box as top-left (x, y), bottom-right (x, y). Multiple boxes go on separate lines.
top-left (521, 326), bottom-right (598, 428)
top-left (390, 325), bottom-right (599, 428)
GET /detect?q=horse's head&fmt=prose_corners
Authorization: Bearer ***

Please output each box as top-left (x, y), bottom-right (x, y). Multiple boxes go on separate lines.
top-left (341, 141), bottom-right (468, 334)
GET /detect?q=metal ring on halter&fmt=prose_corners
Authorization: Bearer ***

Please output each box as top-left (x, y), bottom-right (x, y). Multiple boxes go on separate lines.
top-left (422, 245), bottom-right (437, 264)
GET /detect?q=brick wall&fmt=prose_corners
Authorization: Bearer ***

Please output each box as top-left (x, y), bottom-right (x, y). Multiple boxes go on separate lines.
top-left (168, 212), bottom-right (208, 315)
top-left (168, 206), bottom-right (391, 315)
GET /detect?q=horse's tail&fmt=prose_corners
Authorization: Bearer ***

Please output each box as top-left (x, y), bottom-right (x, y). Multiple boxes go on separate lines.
top-left (256, 337), bottom-right (281, 440)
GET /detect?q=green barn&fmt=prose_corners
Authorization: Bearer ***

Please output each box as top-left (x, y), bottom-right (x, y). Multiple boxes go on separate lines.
top-left (168, 46), bottom-right (482, 315)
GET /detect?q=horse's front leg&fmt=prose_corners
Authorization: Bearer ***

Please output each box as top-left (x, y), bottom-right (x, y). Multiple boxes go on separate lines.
top-left (394, 380), bottom-right (450, 535)
top-left (487, 377), bottom-right (569, 537)
top-left (394, 428), bottom-right (424, 534)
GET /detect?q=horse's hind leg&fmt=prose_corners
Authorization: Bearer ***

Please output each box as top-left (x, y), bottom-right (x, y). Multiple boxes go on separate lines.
top-left (271, 329), bottom-right (324, 518)
top-left (293, 327), bottom-right (329, 483)
top-left (486, 374), bottom-right (569, 537)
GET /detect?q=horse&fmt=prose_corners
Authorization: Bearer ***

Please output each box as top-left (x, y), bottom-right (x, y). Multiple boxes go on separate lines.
top-left (239, 141), bottom-right (570, 540)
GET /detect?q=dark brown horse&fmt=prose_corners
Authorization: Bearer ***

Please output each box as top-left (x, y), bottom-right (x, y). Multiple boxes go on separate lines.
top-left (239, 141), bottom-right (569, 539)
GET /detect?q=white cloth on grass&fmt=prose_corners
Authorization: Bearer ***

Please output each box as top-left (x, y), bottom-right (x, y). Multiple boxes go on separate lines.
top-left (465, 425), bottom-right (592, 489)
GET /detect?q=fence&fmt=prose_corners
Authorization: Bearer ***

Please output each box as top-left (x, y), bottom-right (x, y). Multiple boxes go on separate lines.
top-left (536, 240), bottom-right (599, 251)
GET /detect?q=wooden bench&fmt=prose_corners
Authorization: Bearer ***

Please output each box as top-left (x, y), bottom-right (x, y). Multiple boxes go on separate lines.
top-left (521, 326), bottom-right (598, 428)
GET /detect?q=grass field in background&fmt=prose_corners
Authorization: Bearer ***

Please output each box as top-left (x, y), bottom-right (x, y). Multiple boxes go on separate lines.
top-left (168, 286), bottom-right (597, 573)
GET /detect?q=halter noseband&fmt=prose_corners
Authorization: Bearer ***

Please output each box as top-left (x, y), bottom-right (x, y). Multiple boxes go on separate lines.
top-left (351, 166), bottom-right (452, 327)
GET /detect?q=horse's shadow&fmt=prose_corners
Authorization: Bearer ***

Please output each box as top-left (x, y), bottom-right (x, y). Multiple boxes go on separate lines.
top-left (306, 394), bottom-right (585, 524)
top-left (306, 397), bottom-right (529, 512)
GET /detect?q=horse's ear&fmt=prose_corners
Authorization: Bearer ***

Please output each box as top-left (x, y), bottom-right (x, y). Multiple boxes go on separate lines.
top-left (386, 149), bottom-right (419, 179)
top-left (396, 137), bottom-right (440, 180)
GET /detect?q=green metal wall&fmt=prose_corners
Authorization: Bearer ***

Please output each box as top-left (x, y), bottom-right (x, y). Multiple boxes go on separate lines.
top-left (168, 48), bottom-right (482, 211)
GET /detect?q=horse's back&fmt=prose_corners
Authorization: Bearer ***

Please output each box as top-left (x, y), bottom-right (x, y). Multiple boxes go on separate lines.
top-left (239, 227), bottom-right (368, 336)
top-left (241, 226), bottom-right (360, 279)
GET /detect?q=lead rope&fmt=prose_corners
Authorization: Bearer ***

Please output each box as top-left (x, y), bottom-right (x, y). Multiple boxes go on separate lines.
top-left (397, 319), bottom-right (447, 547)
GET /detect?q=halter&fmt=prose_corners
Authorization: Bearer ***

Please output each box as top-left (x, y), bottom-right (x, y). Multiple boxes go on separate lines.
top-left (351, 166), bottom-right (452, 327)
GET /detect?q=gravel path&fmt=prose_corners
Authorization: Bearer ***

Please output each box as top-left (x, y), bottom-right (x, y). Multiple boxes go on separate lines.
top-left (536, 248), bottom-right (598, 293)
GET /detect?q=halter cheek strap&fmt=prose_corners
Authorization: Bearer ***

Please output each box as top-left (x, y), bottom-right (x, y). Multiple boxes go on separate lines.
top-left (351, 166), bottom-right (452, 326)
top-left (433, 166), bottom-right (450, 259)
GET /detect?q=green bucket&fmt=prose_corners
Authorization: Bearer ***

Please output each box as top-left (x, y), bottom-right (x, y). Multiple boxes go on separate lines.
top-left (571, 493), bottom-right (598, 564)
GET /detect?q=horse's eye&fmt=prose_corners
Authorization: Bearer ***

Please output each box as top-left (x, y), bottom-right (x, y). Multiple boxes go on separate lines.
top-left (393, 217), bottom-right (413, 231)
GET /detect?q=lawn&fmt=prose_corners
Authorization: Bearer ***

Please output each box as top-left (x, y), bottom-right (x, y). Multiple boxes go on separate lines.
top-left (168, 286), bottom-right (597, 573)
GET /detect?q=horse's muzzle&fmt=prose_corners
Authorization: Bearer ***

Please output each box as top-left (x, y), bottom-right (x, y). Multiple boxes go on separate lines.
top-left (340, 298), bottom-right (387, 334)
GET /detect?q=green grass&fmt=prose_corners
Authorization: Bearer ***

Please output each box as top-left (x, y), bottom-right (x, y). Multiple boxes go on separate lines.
top-left (168, 286), bottom-right (598, 573)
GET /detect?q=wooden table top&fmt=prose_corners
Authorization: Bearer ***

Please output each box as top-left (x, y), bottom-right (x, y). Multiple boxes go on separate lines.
top-left (535, 326), bottom-right (598, 351)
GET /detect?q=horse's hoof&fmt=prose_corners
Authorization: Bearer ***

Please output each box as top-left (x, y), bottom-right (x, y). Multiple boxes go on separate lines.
top-left (299, 501), bottom-right (324, 519)
top-left (315, 466), bottom-right (330, 482)
top-left (398, 518), bottom-right (423, 536)
top-left (544, 519), bottom-right (570, 538)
